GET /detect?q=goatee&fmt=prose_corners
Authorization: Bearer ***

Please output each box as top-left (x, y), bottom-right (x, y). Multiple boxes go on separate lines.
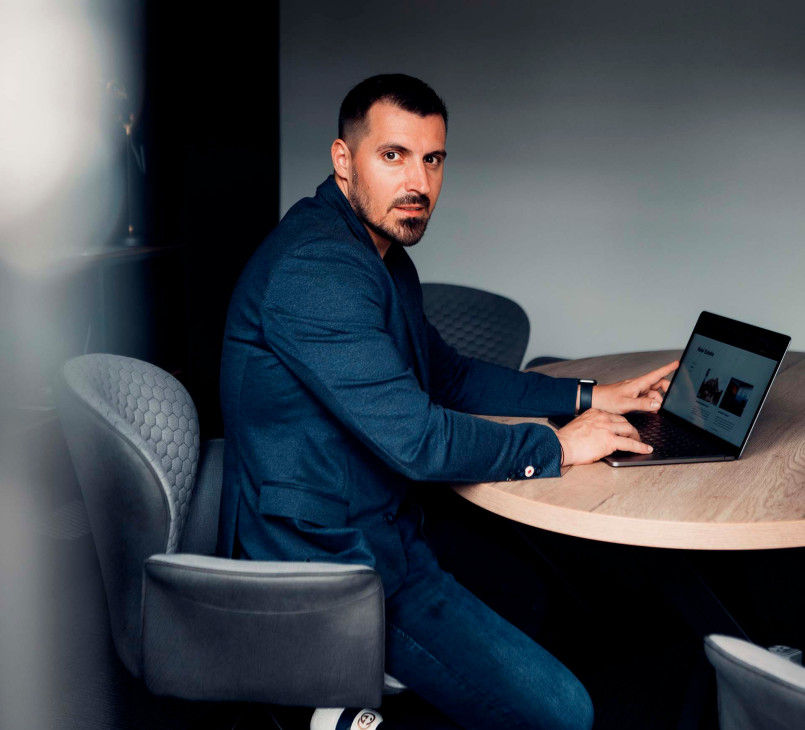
top-left (349, 173), bottom-right (431, 248)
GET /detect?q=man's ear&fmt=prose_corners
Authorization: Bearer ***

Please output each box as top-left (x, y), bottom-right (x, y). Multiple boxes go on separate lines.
top-left (331, 138), bottom-right (352, 183)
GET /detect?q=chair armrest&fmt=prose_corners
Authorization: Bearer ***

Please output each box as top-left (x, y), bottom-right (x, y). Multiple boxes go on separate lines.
top-left (705, 634), bottom-right (805, 729)
top-left (142, 554), bottom-right (385, 707)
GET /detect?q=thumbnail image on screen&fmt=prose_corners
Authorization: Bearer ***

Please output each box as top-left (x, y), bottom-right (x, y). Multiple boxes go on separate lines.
top-left (719, 378), bottom-right (754, 418)
top-left (696, 369), bottom-right (723, 405)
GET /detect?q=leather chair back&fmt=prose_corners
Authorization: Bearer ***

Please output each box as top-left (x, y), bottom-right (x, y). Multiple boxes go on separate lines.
top-left (55, 354), bottom-right (202, 676)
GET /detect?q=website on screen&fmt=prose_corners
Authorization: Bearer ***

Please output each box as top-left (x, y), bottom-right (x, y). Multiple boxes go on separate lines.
top-left (664, 334), bottom-right (777, 447)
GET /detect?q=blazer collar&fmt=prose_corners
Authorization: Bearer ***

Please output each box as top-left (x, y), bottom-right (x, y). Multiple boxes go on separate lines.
top-left (316, 176), bottom-right (379, 258)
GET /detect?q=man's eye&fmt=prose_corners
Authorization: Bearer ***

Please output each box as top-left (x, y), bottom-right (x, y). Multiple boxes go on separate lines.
top-left (425, 155), bottom-right (442, 166)
top-left (384, 151), bottom-right (400, 161)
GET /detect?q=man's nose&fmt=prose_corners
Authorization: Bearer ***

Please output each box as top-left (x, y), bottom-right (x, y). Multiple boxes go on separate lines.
top-left (405, 160), bottom-right (430, 195)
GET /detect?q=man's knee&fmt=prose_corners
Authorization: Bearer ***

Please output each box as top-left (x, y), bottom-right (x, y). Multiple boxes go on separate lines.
top-left (553, 675), bottom-right (594, 730)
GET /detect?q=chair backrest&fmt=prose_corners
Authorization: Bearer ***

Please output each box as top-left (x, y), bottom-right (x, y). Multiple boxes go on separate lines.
top-left (55, 354), bottom-right (202, 676)
top-left (421, 283), bottom-right (530, 370)
top-left (705, 634), bottom-right (805, 729)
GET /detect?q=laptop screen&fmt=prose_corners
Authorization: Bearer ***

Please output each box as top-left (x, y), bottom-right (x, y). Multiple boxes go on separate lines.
top-left (662, 313), bottom-right (790, 448)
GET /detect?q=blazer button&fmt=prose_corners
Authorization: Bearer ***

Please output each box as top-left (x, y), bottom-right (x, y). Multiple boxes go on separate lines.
top-left (384, 512), bottom-right (396, 524)
top-left (524, 465), bottom-right (535, 478)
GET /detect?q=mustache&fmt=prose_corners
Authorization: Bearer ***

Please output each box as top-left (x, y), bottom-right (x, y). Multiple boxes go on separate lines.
top-left (389, 193), bottom-right (430, 211)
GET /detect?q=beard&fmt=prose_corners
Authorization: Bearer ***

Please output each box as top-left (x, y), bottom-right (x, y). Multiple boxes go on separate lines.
top-left (348, 170), bottom-right (432, 248)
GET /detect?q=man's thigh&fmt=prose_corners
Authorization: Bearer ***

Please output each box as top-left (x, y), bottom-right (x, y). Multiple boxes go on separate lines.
top-left (384, 531), bottom-right (593, 730)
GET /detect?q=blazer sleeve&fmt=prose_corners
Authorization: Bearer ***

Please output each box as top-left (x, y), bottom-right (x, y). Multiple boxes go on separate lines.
top-left (261, 241), bottom-right (564, 482)
top-left (426, 322), bottom-right (579, 416)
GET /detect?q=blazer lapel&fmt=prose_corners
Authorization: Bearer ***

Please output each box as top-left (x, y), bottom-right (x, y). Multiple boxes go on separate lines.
top-left (384, 245), bottom-right (430, 392)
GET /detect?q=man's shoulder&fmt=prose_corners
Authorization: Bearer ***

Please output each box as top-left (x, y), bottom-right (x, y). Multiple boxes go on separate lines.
top-left (230, 180), bottom-right (385, 315)
top-left (279, 193), bottom-right (346, 246)
top-left (256, 177), bottom-right (372, 266)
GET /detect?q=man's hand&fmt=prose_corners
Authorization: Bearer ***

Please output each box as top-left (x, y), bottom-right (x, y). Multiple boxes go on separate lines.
top-left (556, 409), bottom-right (652, 466)
top-left (590, 361), bottom-right (678, 415)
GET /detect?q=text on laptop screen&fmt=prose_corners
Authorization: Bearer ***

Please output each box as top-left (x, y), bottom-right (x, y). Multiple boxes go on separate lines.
top-left (663, 334), bottom-right (778, 447)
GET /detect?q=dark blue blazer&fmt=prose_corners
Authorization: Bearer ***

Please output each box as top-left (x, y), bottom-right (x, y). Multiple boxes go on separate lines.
top-left (219, 177), bottom-right (577, 594)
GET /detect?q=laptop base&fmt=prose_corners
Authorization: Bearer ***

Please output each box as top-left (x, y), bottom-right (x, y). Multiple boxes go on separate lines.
top-left (604, 452), bottom-right (735, 467)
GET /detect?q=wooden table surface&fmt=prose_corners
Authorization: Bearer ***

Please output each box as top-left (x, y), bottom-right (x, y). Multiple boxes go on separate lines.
top-left (454, 350), bottom-right (805, 550)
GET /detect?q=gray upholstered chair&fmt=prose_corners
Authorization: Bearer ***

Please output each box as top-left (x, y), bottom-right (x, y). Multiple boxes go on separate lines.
top-left (421, 283), bottom-right (530, 370)
top-left (705, 634), bottom-right (805, 729)
top-left (54, 353), bottom-right (385, 708)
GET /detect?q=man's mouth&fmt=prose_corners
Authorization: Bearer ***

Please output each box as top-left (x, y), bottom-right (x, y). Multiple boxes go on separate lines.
top-left (390, 195), bottom-right (430, 216)
top-left (394, 205), bottom-right (426, 216)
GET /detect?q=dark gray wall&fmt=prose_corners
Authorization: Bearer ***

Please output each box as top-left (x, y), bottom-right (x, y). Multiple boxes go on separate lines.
top-left (281, 0), bottom-right (804, 360)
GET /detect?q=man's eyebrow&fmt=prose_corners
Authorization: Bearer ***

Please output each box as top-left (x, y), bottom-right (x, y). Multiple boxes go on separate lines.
top-left (376, 142), bottom-right (412, 155)
top-left (375, 143), bottom-right (447, 159)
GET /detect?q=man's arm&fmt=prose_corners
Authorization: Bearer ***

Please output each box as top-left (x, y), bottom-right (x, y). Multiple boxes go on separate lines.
top-left (424, 310), bottom-right (679, 466)
top-left (425, 322), bottom-right (579, 417)
top-left (426, 317), bottom-right (677, 417)
top-left (262, 241), bottom-right (564, 481)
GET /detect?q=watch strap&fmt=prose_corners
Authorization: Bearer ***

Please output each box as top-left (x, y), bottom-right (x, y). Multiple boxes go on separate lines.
top-left (578, 379), bottom-right (596, 414)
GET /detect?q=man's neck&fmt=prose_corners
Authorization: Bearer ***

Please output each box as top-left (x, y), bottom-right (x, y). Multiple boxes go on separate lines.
top-left (334, 174), bottom-right (392, 258)
top-left (367, 232), bottom-right (392, 259)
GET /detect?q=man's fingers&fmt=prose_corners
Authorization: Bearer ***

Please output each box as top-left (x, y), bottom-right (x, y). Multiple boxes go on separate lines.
top-left (615, 435), bottom-right (653, 454)
top-left (634, 361), bottom-right (679, 390)
top-left (643, 393), bottom-right (662, 410)
top-left (618, 394), bottom-right (662, 413)
top-left (558, 410), bottom-right (653, 465)
top-left (612, 420), bottom-right (641, 440)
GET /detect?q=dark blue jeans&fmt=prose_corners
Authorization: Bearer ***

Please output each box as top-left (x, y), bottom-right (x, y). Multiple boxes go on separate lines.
top-left (384, 514), bottom-right (594, 730)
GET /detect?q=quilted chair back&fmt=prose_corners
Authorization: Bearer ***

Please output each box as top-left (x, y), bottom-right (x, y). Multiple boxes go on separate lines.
top-left (421, 283), bottom-right (531, 370)
top-left (56, 354), bottom-right (201, 677)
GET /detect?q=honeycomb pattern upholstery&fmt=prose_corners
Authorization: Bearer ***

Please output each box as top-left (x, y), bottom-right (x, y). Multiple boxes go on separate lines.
top-left (55, 354), bottom-right (387, 706)
top-left (421, 283), bottom-right (530, 370)
top-left (63, 354), bottom-right (199, 553)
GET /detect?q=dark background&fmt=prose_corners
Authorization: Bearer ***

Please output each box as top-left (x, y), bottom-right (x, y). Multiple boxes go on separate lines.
top-left (0, 2), bottom-right (280, 438)
top-left (141, 2), bottom-right (280, 435)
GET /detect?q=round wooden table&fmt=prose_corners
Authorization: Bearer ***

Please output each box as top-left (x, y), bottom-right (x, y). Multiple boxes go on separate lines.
top-left (454, 350), bottom-right (805, 550)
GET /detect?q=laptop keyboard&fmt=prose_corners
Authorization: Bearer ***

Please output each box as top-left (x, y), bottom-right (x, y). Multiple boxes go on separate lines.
top-left (626, 412), bottom-right (723, 457)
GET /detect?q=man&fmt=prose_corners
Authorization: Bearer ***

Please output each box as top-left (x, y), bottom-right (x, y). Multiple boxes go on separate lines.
top-left (219, 74), bottom-right (676, 729)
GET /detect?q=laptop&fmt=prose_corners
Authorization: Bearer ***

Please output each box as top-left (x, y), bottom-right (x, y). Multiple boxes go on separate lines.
top-left (549, 311), bottom-right (791, 466)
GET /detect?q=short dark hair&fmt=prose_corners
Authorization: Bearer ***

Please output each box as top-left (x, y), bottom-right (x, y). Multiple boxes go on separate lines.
top-left (338, 74), bottom-right (448, 143)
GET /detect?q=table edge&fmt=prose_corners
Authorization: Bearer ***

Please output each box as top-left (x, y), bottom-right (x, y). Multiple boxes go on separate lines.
top-left (454, 482), bottom-right (805, 550)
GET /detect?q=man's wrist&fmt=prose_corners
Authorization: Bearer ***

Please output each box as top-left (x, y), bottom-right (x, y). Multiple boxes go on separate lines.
top-left (577, 379), bottom-right (597, 414)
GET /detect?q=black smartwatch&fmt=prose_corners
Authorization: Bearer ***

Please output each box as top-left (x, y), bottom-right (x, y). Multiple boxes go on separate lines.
top-left (578, 379), bottom-right (597, 414)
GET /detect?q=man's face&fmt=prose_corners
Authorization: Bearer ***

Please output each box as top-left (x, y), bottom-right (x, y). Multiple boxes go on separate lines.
top-left (342, 101), bottom-right (446, 254)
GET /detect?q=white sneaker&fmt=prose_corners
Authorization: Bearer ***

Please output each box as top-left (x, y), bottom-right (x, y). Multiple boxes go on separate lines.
top-left (310, 707), bottom-right (383, 730)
